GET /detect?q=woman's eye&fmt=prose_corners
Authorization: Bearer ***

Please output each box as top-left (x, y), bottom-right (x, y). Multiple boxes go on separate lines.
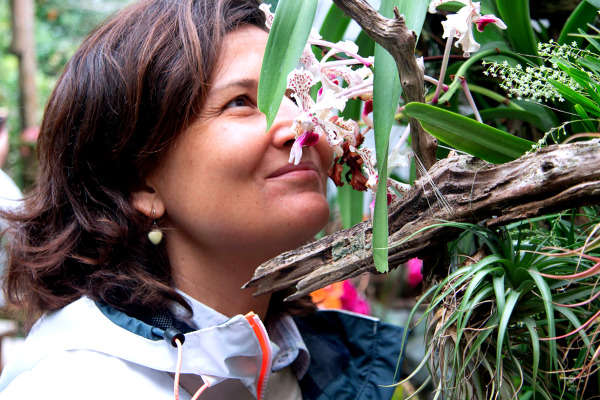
top-left (225, 96), bottom-right (250, 109)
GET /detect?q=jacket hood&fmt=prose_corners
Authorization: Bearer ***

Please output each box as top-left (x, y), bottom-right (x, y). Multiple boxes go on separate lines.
top-left (0, 297), bottom-right (266, 392)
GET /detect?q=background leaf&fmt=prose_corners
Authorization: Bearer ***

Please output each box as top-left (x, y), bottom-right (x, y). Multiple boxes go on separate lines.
top-left (405, 102), bottom-right (534, 163)
top-left (558, 0), bottom-right (600, 46)
top-left (258, 0), bottom-right (318, 130)
top-left (318, 3), bottom-right (350, 43)
top-left (495, 0), bottom-right (540, 64)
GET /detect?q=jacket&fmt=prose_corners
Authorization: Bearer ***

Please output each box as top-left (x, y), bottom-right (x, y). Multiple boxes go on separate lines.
top-left (0, 297), bottom-right (405, 399)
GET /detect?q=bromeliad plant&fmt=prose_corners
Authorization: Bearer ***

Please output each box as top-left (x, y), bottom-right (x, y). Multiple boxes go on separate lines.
top-left (398, 210), bottom-right (600, 399)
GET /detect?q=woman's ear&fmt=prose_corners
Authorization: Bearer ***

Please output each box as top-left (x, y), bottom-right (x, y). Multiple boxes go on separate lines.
top-left (130, 179), bottom-right (165, 219)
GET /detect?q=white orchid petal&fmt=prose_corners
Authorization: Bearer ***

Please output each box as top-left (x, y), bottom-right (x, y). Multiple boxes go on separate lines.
top-left (259, 4), bottom-right (274, 29)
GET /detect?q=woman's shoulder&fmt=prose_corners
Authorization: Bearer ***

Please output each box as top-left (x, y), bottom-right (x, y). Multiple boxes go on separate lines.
top-left (0, 349), bottom-right (180, 399)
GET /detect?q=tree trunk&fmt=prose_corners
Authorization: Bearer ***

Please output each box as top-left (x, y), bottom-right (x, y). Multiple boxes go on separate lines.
top-left (10, 0), bottom-right (37, 130)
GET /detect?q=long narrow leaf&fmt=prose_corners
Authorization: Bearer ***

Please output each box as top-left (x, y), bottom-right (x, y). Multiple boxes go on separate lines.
top-left (258, 0), bottom-right (318, 130)
top-left (549, 79), bottom-right (600, 117)
top-left (496, 289), bottom-right (521, 386)
top-left (495, 0), bottom-right (540, 64)
top-left (528, 267), bottom-right (558, 374)
top-left (372, 0), bottom-right (404, 273)
top-left (478, 108), bottom-right (557, 132)
top-left (395, 0), bottom-right (429, 40)
top-left (405, 102), bottom-right (535, 163)
top-left (523, 317), bottom-right (540, 396)
top-left (558, 0), bottom-right (600, 46)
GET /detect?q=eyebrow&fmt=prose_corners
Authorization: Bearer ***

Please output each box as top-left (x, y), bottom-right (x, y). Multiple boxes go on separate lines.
top-left (210, 78), bottom-right (258, 94)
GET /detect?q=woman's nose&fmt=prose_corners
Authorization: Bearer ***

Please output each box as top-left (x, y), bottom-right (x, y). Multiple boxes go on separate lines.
top-left (269, 96), bottom-right (300, 148)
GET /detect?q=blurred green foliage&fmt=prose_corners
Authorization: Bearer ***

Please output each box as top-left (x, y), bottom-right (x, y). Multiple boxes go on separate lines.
top-left (0, 0), bottom-right (132, 188)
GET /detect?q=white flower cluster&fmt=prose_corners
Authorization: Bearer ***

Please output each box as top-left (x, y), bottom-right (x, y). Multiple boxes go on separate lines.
top-left (482, 40), bottom-right (593, 103)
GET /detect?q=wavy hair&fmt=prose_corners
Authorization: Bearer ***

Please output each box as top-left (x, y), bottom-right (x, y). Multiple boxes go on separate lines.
top-left (2, 0), bottom-right (267, 325)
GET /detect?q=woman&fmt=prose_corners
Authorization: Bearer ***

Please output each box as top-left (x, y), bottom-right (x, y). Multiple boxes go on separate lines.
top-left (0, 1), bottom-right (403, 398)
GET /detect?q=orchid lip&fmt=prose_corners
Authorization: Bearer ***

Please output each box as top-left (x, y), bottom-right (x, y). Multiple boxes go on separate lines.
top-left (267, 162), bottom-right (319, 179)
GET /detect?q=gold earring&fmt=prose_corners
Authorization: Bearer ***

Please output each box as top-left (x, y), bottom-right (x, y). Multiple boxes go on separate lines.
top-left (148, 209), bottom-right (163, 245)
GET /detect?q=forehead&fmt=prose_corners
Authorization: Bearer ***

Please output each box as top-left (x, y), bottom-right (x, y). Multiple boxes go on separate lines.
top-left (212, 25), bottom-right (269, 85)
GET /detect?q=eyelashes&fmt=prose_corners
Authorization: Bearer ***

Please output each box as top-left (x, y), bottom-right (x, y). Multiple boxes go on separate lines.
top-left (224, 95), bottom-right (254, 110)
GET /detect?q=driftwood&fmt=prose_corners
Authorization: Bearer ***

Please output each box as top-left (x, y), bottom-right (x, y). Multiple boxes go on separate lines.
top-left (244, 140), bottom-right (600, 299)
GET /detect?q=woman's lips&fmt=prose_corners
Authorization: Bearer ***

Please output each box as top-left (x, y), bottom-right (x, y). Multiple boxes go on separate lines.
top-left (267, 162), bottom-right (320, 179)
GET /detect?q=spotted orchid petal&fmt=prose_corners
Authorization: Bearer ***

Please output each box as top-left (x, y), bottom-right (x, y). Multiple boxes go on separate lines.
top-left (321, 116), bottom-right (359, 147)
top-left (356, 147), bottom-right (378, 191)
top-left (322, 65), bottom-right (364, 90)
top-left (287, 69), bottom-right (315, 112)
top-left (299, 45), bottom-right (320, 72)
top-left (259, 4), bottom-right (274, 30)
top-left (387, 178), bottom-right (410, 197)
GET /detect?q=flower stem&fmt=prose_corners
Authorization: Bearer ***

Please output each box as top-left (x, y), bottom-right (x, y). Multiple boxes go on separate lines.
top-left (460, 77), bottom-right (482, 123)
top-left (432, 28), bottom-right (455, 104)
top-left (309, 39), bottom-right (373, 66)
top-left (335, 80), bottom-right (373, 99)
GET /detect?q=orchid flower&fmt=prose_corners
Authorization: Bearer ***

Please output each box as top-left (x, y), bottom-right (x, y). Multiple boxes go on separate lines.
top-left (428, 0), bottom-right (506, 57)
top-left (355, 144), bottom-right (411, 215)
top-left (260, 5), bottom-right (372, 165)
top-left (429, 0), bottom-right (506, 103)
top-left (286, 69), bottom-right (360, 164)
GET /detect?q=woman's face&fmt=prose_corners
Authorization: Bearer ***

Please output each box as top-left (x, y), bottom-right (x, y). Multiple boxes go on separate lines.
top-left (141, 25), bottom-right (332, 265)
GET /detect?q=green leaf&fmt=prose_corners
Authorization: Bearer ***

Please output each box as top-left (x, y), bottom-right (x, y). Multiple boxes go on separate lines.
top-left (495, 0), bottom-right (540, 65)
top-left (394, 0), bottom-right (429, 40)
top-left (478, 108), bottom-right (554, 132)
top-left (337, 177), bottom-right (364, 230)
top-left (354, 30), bottom-right (375, 58)
top-left (496, 289), bottom-right (521, 386)
top-left (258, 0), bottom-right (318, 130)
top-left (580, 28), bottom-right (600, 53)
top-left (523, 317), bottom-right (540, 396)
top-left (405, 103), bottom-right (535, 163)
top-left (558, 0), bottom-right (600, 46)
top-left (579, 55), bottom-right (600, 75)
top-left (318, 4), bottom-right (351, 44)
top-left (528, 268), bottom-right (558, 374)
top-left (557, 0), bottom-right (600, 47)
top-left (574, 104), bottom-right (598, 133)
top-left (549, 78), bottom-right (600, 117)
top-left (372, 0), bottom-right (404, 273)
top-left (554, 58), bottom-right (600, 106)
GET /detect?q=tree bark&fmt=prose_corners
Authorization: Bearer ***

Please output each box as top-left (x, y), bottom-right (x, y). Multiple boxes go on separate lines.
top-left (331, 0), bottom-right (438, 171)
top-left (10, 0), bottom-right (38, 131)
top-left (244, 140), bottom-right (600, 300)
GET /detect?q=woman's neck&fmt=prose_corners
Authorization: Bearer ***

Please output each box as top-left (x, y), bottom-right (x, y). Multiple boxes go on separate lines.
top-left (167, 242), bottom-right (272, 320)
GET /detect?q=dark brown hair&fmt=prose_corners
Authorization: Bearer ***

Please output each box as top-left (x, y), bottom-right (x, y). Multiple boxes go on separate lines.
top-left (2, 0), bottom-right (266, 324)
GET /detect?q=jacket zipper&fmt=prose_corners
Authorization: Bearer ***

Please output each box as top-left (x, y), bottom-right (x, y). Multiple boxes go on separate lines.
top-left (244, 312), bottom-right (272, 400)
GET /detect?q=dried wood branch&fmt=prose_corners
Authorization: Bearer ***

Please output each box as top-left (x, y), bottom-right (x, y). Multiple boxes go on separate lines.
top-left (244, 140), bottom-right (600, 299)
top-left (331, 0), bottom-right (438, 170)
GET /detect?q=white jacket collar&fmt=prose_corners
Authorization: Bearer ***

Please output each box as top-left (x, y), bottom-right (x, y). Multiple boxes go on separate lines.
top-left (0, 297), bottom-right (268, 393)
